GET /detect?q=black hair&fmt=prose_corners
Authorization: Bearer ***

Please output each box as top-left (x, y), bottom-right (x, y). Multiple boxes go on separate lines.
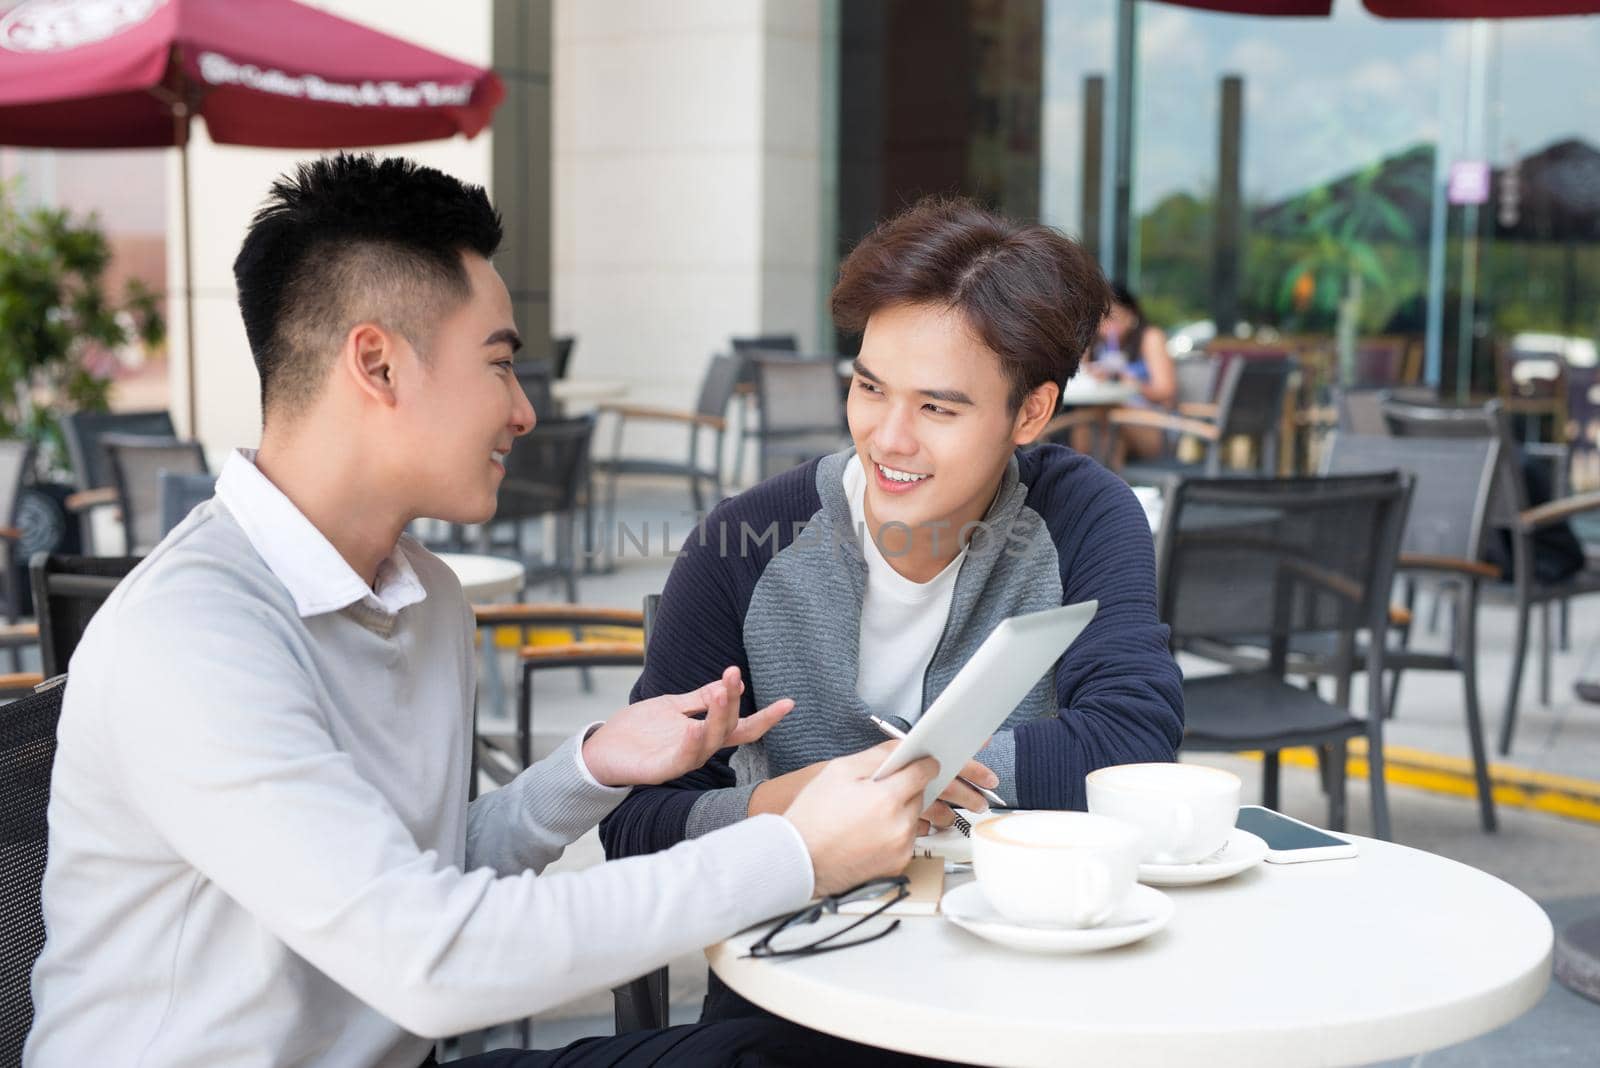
top-left (232, 153), bottom-right (503, 418)
top-left (1109, 282), bottom-right (1150, 363)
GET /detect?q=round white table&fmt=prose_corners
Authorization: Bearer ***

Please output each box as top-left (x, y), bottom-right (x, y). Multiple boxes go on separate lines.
top-left (1060, 376), bottom-right (1138, 407)
top-left (436, 552), bottom-right (525, 600)
top-left (707, 836), bottom-right (1552, 1068)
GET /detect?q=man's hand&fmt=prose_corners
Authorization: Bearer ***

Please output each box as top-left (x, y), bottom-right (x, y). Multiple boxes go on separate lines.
top-left (918, 757), bottom-right (1000, 836)
top-left (581, 667), bottom-right (793, 788)
top-left (782, 742), bottom-right (940, 897)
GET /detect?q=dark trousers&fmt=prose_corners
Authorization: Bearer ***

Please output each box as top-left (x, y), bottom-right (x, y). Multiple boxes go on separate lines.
top-left (434, 972), bottom-right (969, 1068)
top-left (445, 1014), bottom-right (956, 1067)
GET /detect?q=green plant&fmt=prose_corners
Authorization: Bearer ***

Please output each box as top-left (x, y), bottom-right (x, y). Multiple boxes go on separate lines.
top-left (0, 181), bottom-right (164, 477)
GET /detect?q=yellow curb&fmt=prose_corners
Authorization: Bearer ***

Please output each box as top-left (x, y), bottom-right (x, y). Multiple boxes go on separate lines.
top-left (1234, 740), bottom-right (1600, 826)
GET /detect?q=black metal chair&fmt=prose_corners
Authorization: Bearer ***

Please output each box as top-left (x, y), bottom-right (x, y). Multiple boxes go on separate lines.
top-left (515, 362), bottom-right (556, 420)
top-left (1320, 433), bottom-right (1502, 831)
top-left (1159, 471), bottom-right (1412, 840)
top-left (467, 602), bottom-right (646, 778)
top-left (750, 354), bottom-right (848, 482)
top-left (730, 335), bottom-right (799, 484)
top-left (29, 554), bottom-right (141, 679)
top-left (482, 416), bottom-right (596, 603)
top-left (100, 435), bottom-right (208, 555)
top-left (1384, 398), bottom-right (1600, 754)
top-left (0, 441), bottom-right (35, 628)
top-left (58, 410), bottom-right (176, 554)
top-left (551, 336), bottom-right (576, 381)
top-left (1113, 356), bottom-right (1298, 483)
top-left (0, 675), bottom-right (67, 1068)
top-left (593, 354), bottom-right (739, 565)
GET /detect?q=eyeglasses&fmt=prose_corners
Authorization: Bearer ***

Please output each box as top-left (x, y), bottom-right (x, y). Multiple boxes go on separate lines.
top-left (745, 875), bottom-right (910, 959)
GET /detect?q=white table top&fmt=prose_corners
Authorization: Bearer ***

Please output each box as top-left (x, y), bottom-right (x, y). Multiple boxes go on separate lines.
top-left (435, 552), bottom-right (525, 601)
top-left (551, 378), bottom-right (629, 406)
top-left (707, 835), bottom-right (1551, 1068)
top-left (1060, 376), bottom-right (1139, 407)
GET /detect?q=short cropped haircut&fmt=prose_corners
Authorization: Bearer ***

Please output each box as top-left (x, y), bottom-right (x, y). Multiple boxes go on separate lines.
top-left (233, 153), bottom-right (503, 418)
top-left (831, 197), bottom-right (1110, 411)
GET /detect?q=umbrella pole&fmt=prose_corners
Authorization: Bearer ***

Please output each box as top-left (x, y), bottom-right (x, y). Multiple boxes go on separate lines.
top-left (177, 125), bottom-right (198, 437)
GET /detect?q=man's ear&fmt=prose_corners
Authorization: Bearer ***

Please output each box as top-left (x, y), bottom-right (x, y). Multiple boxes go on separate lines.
top-left (1012, 381), bottom-right (1060, 445)
top-left (341, 322), bottom-right (403, 408)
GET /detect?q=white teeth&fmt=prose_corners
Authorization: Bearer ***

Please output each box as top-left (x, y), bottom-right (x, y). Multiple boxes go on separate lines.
top-left (491, 451), bottom-right (508, 464)
top-left (877, 463), bottom-right (929, 484)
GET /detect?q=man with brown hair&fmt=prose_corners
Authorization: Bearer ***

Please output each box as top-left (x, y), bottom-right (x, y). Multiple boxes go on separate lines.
top-left (601, 196), bottom-right (1183, 926)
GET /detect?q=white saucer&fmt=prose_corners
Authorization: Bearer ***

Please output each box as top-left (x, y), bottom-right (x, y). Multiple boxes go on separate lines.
top-left (1137, 829), bottom-right (1268, 887)
top-left (940, 881), bottom-right (1173, 953)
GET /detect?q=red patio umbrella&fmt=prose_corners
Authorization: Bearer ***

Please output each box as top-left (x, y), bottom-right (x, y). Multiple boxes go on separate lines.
top-left (1365, 1), bottom-right (1600, 15)
top-left (0, 0), bottom-right (505, 430)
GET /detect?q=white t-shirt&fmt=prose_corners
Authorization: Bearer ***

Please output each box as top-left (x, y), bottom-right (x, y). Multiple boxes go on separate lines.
top-left (843, 460), bottom-right (965, 725)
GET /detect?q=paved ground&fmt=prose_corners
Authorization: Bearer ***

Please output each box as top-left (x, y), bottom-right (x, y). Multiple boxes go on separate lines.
top-left (462, 478), bottom-right (1600, 1064)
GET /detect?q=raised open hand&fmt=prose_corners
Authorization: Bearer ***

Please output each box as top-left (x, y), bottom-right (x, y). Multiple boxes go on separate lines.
top-left (580, 667), bottom-right (794, 788)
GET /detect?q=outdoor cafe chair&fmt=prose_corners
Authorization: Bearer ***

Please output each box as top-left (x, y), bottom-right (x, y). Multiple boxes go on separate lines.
top-left (729, 334), bottom-right (799, 485)
top-left (0, 440), bottom-right (34, 629)
top-left (100, 434), bottom-right (208, 556)
top-left (1109, 356), bottom-right (1296, 484)
top-left (750, 353), bottom-right (848, 482)
top-left (481, 415), bottom-right (596, 604)
top-left (58, 410), bottom-right (175, 554)
top-left (0, 675), bottom-right (67, 1068)
top-left (29, 554), bottom-right (141, 679)
top-left (593, 354), bottom-right (738, 567)
top-left (1319, 433), bottom-right (1502, 831)
top-left (1384, 399), bottom-right (1600, 755)
top-left (1158, 471), bottom-right (1413, 840)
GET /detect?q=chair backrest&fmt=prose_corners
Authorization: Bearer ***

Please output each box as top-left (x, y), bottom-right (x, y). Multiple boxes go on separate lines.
top-left (0, 677), bottom-right (66, 1066)
top-left (1214, 356), bottom-right (1296, 440)
top-left (159, 471), bottom-right (219, 537)
top-left (1322, 433), bottom-right (1499, 566)
top-left (29, 554), bottom-right (141, 678)
top-left (1352, 338), bottom-right (1408, 389)
top-left (495, 415), bottom-right (596, 523)
top-left (100, 435), bottom-right (208, 555)
top-left (0, 440), bottom-right (34, 530)
top-left (752, 355), bottom-right (841, 435)
top-left (515, 362), bottom-right (556, 420)
top-left (694, 354), bottom-right (741, 421)
top-left (551, 336), bottom-right (576, 380)
top-left (1173, 357), bottom-right (1218, 407)
top-left (58, 410), bottom-right (174, 491)
top-left (750, 354), bottom-right (843, 478)
top-left (731, 335), bottom-right (800, 386)
top-left (1382, 398), bottom-right (1526, 529)
top-left (1155, 472), bottom-right (1411, 659)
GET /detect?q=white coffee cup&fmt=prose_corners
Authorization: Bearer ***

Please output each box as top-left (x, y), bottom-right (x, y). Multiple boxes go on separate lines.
top-left (972, 811), bottom-right (1142, 929)
top-left (1085, 762), bottom-right (1242, 865)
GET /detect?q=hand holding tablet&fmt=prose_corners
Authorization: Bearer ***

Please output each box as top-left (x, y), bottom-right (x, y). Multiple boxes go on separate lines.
top-left (871, 602), bottom-right (1097, 812)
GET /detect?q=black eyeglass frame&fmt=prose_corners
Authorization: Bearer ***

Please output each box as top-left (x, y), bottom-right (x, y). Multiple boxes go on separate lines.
top-left (744, 875), bottom-right (911, 959)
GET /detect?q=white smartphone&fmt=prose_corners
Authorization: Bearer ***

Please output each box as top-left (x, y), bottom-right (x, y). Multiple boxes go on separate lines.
top-left (1235, 805), bottom-right (1359, 864)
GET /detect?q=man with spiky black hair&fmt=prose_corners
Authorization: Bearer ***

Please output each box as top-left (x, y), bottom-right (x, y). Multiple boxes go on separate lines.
top-left (26, 155), bottom-right (948, 1068)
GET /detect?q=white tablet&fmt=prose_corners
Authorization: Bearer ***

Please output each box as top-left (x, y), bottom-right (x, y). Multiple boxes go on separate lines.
top-left (872, 601), bottom-right (1097, 811)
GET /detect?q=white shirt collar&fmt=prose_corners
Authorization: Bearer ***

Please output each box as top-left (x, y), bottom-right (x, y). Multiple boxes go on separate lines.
top-left (215, 450), bottom-right (427, 619)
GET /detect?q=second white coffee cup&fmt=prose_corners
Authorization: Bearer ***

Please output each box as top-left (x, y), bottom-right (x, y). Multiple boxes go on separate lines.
top-left (1085, 762), bottom-right (1242, 865)
top-left (972, 811), bottom-right (1142, 928)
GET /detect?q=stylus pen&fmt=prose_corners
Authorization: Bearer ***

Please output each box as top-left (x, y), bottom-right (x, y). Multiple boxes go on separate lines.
top-left (868, 714), bottom-right (1008, 810)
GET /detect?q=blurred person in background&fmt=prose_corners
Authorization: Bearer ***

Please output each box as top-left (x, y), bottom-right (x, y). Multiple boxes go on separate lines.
top-left (1079, 284), bottom-right (1176, 461)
